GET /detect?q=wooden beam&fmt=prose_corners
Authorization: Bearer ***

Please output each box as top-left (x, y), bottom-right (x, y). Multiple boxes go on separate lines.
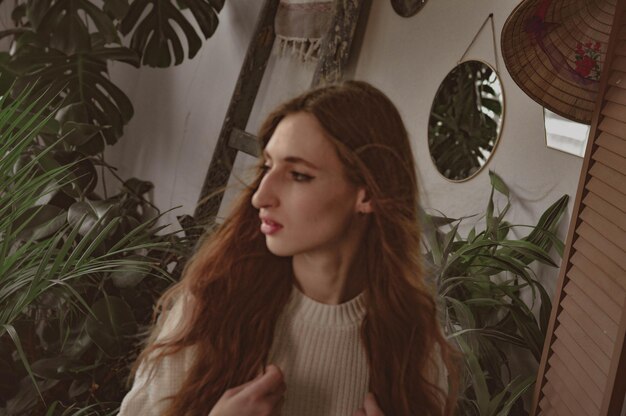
top-left (228, 127), bottom-right (260, 157)
top-left (312, 0), bottom-right (367, 86)
top-left (194, 0), bottom-right (279, 224)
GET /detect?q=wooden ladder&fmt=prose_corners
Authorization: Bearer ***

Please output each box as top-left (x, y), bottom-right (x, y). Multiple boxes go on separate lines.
top-left (187, 0), bottom-right (368, 240)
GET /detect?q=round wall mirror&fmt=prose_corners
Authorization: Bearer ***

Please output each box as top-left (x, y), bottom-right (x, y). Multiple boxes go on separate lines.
top-left (390, 0), bottom-right (427, 17)
top-left (428, 60), bottom-right (504, 181)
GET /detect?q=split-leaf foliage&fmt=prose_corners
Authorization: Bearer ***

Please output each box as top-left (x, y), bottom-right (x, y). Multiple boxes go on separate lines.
top-left (0, 0), bottom-right (223, 412)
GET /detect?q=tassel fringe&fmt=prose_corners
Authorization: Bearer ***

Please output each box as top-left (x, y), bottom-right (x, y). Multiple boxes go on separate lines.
top-left (276, 35), bottom-right (323, 63)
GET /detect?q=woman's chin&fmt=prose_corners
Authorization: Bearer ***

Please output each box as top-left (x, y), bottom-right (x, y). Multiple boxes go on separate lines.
top-left (265, 241), bottom-right (296, 257)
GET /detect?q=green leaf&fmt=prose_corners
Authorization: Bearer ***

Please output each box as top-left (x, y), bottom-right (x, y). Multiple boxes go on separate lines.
top-left (510, 308), bottom-right (544, 361)
top-left (120, 0), bottom-right (222, 67)
top-left (537, 282), bottom-right (552, 337)
top-left (498, 239), bottom-right (557, 267)
top-left (104, 0), bottom-right (130, 19)
top-left (124, 177), bottom-right (154, 195)
top-left (494, 376), bottom-right (535, 416)
top-left (31, 356), bottom-right (77, 380)
top-left (109, 255), bottom-right (153, 288)
top-left (15, 205), bottom-right (66, 241)
top-left (442, 221), bottom-right (460, 262)
top-left (84, 296), bottom-right (137, 357)
top-left (67, 200), bottom-right (119, 236)
top-left (467, 226), bottom-right (477, 243)
top-left (45, 401), bottom-right (58, 416)
top-left (457, 338), bottom-right (490, 414)
top-left (1, 324), bottom-right (44, 401)
top-left (421, 211), bottom-right (445, 267)
top-left (61, 121), bottom-right (103, 146)
top-left (489, 170), bottom-right (509, 198)
top-left (37, 0), bottom-right (119, 54)
top-left (524, 194), bottom-right (569, 256)
top-left (10, 45), bottom-right (135, 147)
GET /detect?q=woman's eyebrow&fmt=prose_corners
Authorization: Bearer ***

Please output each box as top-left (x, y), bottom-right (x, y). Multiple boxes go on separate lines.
top-left (263, 150), bottom-right (319, 170)
top-left (284, 156), bottom-right (319, 170)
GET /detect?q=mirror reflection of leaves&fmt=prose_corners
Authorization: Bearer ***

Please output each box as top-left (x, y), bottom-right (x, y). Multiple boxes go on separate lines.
top-left (428, 61), bottom-right (504, 181)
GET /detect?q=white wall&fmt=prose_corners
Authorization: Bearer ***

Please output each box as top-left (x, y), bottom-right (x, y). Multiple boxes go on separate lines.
top-left (353, 0), bottom-right (583, 290)
top-left (106, 0), bottom-right (584, 292)
top-left (0, 3), bottom-right (15, 53)
top-left (105, 1), bottom-right (266, 227)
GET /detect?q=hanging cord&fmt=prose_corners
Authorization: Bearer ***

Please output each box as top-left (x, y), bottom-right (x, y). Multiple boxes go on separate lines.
top-left (458, 13), bottom-right (500, 73)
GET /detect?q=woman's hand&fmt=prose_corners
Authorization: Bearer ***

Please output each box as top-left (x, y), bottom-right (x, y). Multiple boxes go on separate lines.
top-left (208, 365), bottom-right (286, 416)
top-left (353, 392), bottom-right (384, 416)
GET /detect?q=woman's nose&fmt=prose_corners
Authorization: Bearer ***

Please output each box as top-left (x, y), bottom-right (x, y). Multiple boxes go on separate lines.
top-left (251, 172), bottom-right (279, 209)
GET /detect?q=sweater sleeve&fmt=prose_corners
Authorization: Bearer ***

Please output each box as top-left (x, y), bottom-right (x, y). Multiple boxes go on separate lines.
top-left (118, 298), bottom-right (194, 415)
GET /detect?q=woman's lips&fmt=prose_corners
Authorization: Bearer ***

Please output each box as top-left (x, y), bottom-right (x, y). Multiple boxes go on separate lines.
top-left (260, 218), bottom-right (283, 235)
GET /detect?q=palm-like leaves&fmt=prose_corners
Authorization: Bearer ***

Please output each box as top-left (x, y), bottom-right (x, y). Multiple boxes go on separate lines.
top-left (423, 171), bottom-right (569, 415)
top-left (0, 90), bottom-right (185, 414)
top-left (0, 0), bottom-right (223, 412)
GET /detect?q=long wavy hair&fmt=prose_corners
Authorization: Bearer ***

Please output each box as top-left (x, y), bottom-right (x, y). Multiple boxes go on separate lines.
top-left (134, 80), bottom-right (459, 415)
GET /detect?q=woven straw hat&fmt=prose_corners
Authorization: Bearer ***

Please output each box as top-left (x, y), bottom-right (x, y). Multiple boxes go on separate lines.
top-left (501, 0), bottom-right (618, 124)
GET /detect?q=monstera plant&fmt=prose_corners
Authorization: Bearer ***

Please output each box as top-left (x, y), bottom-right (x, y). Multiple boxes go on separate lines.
top-left (0, 0), bottom-right (223, 413)
top-left (0, 0), bottom-right (224, 149)
top-left (423, 171), bottom-right (569, 415)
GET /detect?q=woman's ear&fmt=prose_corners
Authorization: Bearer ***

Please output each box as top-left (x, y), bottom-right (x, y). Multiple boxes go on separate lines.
top-left (355, 188), bottom-right (373, 214)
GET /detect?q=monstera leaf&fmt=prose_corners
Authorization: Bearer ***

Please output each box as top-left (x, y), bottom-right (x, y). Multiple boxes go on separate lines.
top-left (8, 39), bottom-right (139, 151)
top-left (32, 0), bottom-right (119, 55)
top-left (121, 0), bottom-right (224, 67)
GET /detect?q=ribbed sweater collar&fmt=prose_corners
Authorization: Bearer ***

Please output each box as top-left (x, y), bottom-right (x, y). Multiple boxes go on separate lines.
top-left (287, 286), bottom-right (367, 326)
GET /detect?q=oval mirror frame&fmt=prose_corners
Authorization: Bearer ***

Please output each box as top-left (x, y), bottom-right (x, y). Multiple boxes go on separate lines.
top-left (427, 60), bottom-right (505, 182)
top-left (390, 0), bottom-right (427, 17)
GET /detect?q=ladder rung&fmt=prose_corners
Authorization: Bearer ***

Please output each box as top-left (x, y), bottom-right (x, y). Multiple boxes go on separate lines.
top-left (229, 127), bottom-right (260, 157)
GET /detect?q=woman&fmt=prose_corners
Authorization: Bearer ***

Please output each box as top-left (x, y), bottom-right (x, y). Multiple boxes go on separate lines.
top-left (118, 81), bottom-right (458, 416)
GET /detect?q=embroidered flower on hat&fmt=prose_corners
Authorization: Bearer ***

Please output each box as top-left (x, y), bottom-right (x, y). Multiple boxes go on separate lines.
top-left (574, 41), bottom-right (602, 81)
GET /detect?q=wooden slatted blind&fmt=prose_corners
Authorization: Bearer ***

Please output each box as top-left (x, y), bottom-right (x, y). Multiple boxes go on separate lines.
top-left (532, 2), bottom-right (626, 415)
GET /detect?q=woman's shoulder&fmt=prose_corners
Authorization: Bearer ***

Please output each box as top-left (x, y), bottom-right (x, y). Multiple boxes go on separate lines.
top-left (118, 341), bottom-right (196, 415)
top-left (117, 292), bottom-right (196, 415)
top-left (150, 290), bottom-right (194, 343)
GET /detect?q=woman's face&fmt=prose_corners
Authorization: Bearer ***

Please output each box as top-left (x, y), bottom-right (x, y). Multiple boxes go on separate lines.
top-left (251, 112), bottom-right (368, 257)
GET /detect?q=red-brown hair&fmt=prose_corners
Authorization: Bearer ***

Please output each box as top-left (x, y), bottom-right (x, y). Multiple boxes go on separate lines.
top-left (135, 80), bottom-right (459, 415)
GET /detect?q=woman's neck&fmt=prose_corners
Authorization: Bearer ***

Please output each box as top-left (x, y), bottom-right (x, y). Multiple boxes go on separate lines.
top-left (291, 248), bottom-right (367, 305)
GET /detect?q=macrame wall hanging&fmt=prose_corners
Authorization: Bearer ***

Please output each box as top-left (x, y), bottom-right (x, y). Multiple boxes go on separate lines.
top-left (274, 0), bottom-right (334, 62)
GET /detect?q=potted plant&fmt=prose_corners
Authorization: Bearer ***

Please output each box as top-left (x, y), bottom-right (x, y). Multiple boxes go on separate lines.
top-left (0, 0), bottom-right (224, 412)
top-left (423, 171), bottom-right (569, 415)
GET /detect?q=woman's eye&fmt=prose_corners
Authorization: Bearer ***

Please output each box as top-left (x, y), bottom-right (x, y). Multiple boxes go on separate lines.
top-left (291, 171), bottom-right (313, 182)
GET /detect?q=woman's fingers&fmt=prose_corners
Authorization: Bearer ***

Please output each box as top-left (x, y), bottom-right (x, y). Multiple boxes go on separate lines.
top-left (246, 364), bottom-right (285, 396)
top-left (208, 365), bottom-right (286, 416)
top-left (265, 389), bottom-right (286, 410)
top-left (362, 392), bottom-right (384, 416)
top-left (224, 373), bottom-right (262, 396)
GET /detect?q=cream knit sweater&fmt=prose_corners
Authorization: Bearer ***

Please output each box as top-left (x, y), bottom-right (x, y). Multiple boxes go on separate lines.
top-left (118, 287), bottom-right (370, 416)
